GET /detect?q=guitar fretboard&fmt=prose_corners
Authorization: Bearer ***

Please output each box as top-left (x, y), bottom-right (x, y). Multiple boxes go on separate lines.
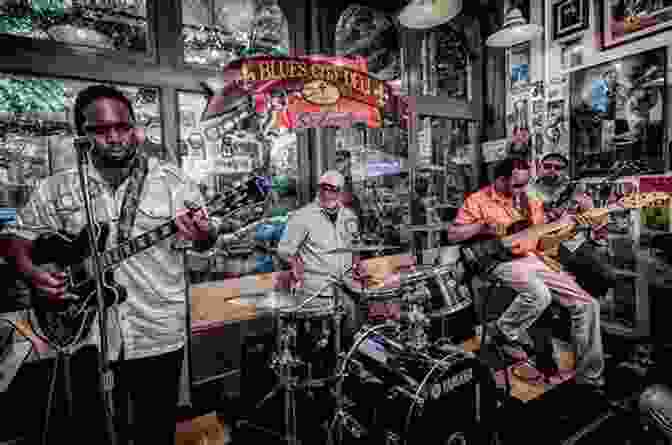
top-left (69, 177), bottom-right (267, 287)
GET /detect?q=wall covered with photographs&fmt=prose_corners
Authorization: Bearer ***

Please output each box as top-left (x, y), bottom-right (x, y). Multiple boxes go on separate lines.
top-left (543, 0), bottom-right (672, 174)
top-left (498, 0), bottom-right (672, 335)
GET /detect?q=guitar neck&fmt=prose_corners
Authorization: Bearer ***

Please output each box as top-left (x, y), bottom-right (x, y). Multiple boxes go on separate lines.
top-left (96, 178), bottom-right (264, 272)
top-left (99, 220), bottom-right (180, 271)
top-left (501, 205), bottom-right (618, 248)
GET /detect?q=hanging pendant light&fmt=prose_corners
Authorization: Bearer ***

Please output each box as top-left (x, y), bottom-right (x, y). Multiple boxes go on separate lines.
top-left (486, 7), bottom-right (542, 47)
top-left (398, 0), bottom-right (462, 29)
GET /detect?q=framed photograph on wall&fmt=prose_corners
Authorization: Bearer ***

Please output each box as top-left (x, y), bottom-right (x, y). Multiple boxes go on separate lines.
top-left (561, 39), bottom-right (585, 70)
top-left (602, 0), bottom-right (672, 49)
top-left (569, 47), bottom-right (667, 178)
top-left (552, 0), bottom-right (590, 41)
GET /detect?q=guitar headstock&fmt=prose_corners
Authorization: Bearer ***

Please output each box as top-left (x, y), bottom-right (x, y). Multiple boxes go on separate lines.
top-left (619, 192), bottom-right (671, 210)
top-left (206, 175), bottom-right (271, 218)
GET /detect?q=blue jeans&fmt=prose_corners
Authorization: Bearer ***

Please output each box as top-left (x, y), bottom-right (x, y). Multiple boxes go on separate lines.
top-left (491, 255), bottom-right (604, 382)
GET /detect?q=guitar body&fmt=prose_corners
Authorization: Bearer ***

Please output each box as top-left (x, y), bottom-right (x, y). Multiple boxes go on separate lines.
top-left (30, 223), bottom-right (127, 348)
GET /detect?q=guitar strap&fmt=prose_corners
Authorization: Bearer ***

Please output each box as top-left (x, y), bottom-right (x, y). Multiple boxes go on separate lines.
top-left (117, 153), bottom-right (150, 243)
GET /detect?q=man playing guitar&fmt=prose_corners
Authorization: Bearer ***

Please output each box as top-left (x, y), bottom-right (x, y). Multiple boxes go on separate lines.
top-left (2, 85), bottom-right (213, 444)
top-left (528, 153), bottom-right (616, 299)
top-left (446, 158), bottom-right (605, 389)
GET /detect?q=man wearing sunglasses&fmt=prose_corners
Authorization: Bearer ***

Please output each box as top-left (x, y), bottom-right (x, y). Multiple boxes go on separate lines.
top-left (1, 85), bottom-right (213, 444)
top-left (447, 157), bottom-right (605, 390)
top-left (528, 153), bottom-right (616, 300)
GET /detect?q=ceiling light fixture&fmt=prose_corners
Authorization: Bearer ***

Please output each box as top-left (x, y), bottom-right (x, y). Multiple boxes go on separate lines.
top-left (398, 0), bottom-right (462, 29)
top-left (485, 7), bottom-right (542, 47)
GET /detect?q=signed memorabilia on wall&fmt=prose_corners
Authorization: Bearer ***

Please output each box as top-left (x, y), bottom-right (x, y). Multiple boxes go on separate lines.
top-left (508, 97), bottom-right (530, 145)
top-left (544, 99), bottom-right (569, 157)
top-left (552, 0), bottom-right (590, 41)
top-left (602, 0), bottom-right (672, 48)
top-left (569, 47), bottom-right (666, 178)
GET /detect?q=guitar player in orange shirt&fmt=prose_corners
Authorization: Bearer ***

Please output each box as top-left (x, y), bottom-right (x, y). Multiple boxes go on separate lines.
top-left (446, 157), bottom-right (605, 390)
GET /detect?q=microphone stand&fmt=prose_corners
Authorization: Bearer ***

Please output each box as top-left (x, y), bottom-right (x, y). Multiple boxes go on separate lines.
top-left (73, 137), bottom-right (118, 445)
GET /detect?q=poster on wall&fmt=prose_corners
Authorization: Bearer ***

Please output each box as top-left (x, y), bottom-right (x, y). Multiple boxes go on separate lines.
top-left (508, 96), bottom-right (530, 145)
top-left (569, 47), bottom-right (666, 178)
top-left (482, 139), bottom-right (509, 163)
top-left (543, 99), bottom-right (570, 157)
top-left (602, 0), bottom-right (672, 49)
top-left (509, 43), bottom-right (531, 95)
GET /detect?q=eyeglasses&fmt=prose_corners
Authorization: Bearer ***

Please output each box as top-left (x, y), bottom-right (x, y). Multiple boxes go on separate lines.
top-left (542, 163), bottom-right (566, 171)
top-left (320, 184), bottom-right (339, 193)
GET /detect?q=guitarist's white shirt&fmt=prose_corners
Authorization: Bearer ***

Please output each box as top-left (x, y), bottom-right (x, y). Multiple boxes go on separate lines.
top-left (15, 157), bottom-right (204, 361)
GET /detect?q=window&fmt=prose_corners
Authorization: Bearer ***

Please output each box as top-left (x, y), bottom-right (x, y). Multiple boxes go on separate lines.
top-left (0, 74), bottom-right (161, 208)
top-left (177, 90), bottom-right (299, 279)
top-left (181, 0), bottom-right (289, 69)
top-left (0, 0), bottom-right (150, 54)
top-left (335, 126), bottom-right (409, 242)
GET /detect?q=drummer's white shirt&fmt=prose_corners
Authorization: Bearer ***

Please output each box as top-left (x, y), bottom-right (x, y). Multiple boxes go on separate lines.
top-left (10, 157), bottom-right (203, 361)
top-left (277, 201), bottom-right (359, 298)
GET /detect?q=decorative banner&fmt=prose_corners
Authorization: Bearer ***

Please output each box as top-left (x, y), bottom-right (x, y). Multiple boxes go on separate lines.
top-left (201, 55), bottom-right (392, 129)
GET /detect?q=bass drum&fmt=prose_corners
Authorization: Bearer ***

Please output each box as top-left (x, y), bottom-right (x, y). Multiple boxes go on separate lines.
top-left (335, 327), bottom-right (498, 445)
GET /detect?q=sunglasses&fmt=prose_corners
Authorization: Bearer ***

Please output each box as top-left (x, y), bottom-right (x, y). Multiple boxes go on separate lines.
top-left (542, 163), bottom-right (566, 171)
top-left (320, 184), bottom-right (339, 193)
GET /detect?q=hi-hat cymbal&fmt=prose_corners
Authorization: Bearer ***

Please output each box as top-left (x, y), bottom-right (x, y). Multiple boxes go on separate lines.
top-left (325, 245), bottom-right (400, 254)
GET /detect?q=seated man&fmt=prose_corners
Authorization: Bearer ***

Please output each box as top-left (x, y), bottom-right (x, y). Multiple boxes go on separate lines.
top-left (277, 170), bottom-right (363, 335)
top-left (446, 158), bottom-right (605, 388)
top-left (528, 153), bottom-right (615, 299)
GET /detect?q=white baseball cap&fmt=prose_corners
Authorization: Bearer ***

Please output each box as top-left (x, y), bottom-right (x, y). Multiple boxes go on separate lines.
top-left (319, 170), bottom-right (344, 189)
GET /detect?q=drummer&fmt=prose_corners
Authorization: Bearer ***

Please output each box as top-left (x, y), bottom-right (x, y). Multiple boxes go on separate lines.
top-left (277, 170), bottom-right (363, 336)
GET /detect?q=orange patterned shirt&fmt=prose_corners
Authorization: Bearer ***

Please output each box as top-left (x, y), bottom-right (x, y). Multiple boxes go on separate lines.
top-left (455, 185), bottom-right (545, 255)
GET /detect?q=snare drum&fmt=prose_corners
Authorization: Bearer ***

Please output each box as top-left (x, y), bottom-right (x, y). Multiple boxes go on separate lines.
top-left (415, 265), bottom-right (476, 344)
top-left (338, 328), bottom-right (497, 445)
top-left (349, 285), bottom-right (404, 325)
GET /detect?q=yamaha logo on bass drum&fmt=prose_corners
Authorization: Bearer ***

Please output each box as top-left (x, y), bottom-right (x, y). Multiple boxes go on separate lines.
top-left (428, 368), bottom-right (474, 400)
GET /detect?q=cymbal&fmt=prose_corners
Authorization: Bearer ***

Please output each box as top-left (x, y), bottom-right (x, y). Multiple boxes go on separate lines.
top-left (324, 245), bottom-right (400, 254)
top-left (406, 223), bottom-right (452, 232)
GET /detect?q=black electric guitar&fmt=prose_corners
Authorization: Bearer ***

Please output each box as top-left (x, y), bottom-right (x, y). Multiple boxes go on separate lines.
top-left (27, 175), bottom-right (271, 348)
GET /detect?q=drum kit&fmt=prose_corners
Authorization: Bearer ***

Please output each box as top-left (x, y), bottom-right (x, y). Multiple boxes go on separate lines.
top-left (243, 245), bottom-right (493, 445)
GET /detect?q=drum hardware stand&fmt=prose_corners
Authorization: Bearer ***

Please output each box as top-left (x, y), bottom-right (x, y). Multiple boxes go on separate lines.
top-left (72, 137), bottom-right (117, 445)
top-left (173, 238), bottom-right (196, 408)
